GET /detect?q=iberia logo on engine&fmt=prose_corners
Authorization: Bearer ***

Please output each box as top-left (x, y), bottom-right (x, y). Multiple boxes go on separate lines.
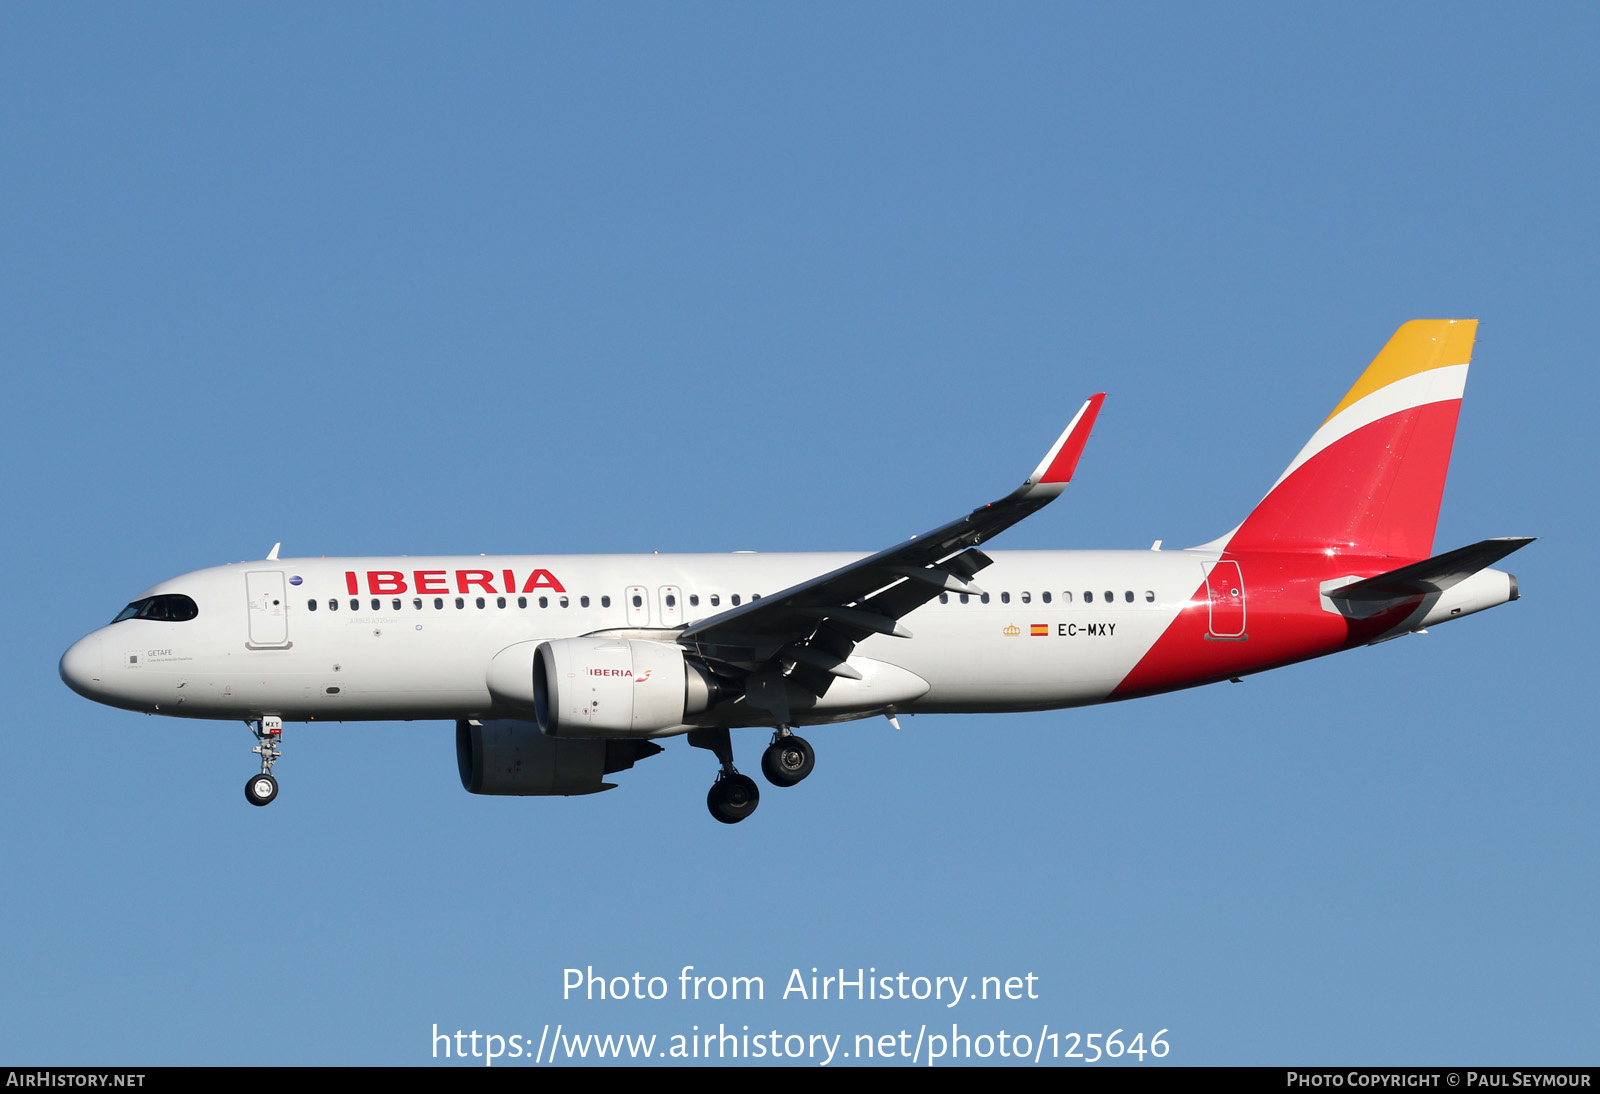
top-left (586, 668), bottom-right (654, 683)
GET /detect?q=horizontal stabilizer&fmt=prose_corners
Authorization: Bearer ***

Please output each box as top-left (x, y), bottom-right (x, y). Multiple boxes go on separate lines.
top-left (1326, 537), bottom-right (1535, 603)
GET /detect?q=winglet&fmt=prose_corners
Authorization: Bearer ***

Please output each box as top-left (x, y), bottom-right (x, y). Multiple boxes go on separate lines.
top-left (1025, 393), bottom-right (1105, 489)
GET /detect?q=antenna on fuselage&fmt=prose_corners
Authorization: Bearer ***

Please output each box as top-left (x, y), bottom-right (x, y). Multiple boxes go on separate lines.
top-left (266, 542), bottom-right (281, 561)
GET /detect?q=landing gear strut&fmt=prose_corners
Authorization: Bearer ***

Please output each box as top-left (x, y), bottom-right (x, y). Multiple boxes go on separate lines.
top-left (761, 730), bottom-right (815, 787)
top-left (245, 716), bottom-right (282, 807)
top-left (690, 727), bottom-right (760, 824)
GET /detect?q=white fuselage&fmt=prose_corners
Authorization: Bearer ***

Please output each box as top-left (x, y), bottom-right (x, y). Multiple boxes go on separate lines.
top-left (62, 549), bottom-right (1216, 727)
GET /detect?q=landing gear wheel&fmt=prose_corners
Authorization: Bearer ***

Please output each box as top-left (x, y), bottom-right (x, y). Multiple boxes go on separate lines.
top-left (706, 773), bottom-right (760, 824)
top-left (245, 772), bottom-right (278, 807)
top-left (761, 734), bottom-right (815, 787)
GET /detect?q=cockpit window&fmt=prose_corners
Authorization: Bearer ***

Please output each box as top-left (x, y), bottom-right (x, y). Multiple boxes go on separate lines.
top-left (111, 594), bottom-right (199, 624)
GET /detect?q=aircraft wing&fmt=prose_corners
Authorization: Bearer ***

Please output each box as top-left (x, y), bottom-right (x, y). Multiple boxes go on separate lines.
top-left (678, 394), bottom-right (1105, 707)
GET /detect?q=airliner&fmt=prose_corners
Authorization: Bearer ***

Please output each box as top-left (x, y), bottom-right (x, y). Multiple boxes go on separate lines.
top-left (60, 320), bottom-right (1530, 823)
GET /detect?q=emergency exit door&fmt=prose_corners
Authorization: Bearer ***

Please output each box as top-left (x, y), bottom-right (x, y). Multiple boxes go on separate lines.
top-left (1203, 560), bottom-right (1246, 639)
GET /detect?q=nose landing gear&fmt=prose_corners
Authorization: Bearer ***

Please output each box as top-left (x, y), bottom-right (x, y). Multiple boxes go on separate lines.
top-left (245, 716), bottom-right (282, 807)
top-left (246, 772), bottom-right (278, 806)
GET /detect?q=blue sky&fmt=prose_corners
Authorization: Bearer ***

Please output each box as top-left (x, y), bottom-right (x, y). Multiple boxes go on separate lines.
top-left (2, 3), bottom-right (1593, 1066)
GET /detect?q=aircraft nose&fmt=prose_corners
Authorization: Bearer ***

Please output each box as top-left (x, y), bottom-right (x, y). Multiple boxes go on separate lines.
top-left (59, 632), bottom-right (106, 701)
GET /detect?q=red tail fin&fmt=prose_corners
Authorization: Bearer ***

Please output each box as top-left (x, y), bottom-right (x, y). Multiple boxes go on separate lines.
top-left (1222, 320), bottom-right (1475, 560)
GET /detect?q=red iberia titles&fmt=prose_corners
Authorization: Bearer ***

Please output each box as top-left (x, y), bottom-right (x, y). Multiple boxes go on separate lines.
top-left (344, 569), bottom-right (566, 595)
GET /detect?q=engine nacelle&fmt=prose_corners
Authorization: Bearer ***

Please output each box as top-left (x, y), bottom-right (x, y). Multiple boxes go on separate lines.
top-left (531, 637), bottom-right (720, 737)
top-left (455, 719), bottom-right (661, 796)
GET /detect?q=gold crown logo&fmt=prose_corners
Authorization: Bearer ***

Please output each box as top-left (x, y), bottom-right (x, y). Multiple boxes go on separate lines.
top-left (1003, 624), bottom-right (1021, 637)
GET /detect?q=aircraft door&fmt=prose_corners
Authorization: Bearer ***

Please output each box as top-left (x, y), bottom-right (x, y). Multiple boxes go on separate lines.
top-left (246, 570), bottom-right (291, 648)
top-left (625, 585), bottom-right (650, 626)
top-left (658, 586), bottom-right (683, 627)
top-left (1203, 560), bottom-right (1246, 639)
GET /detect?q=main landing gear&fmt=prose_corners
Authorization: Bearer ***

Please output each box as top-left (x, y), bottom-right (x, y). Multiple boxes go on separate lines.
top-left (707, 772), bottom-right (760, 825)
top-left (690, 727), bottom-right (816, 824)
top-left (690, 728), bottom-right (758, 824)
top-left (761, 729), bottom-right (815, 788)
top-left (245, 716), bottom-right (282, 807)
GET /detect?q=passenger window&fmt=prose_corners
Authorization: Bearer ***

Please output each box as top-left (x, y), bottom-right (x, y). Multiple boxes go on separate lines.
top-left (666, 594), bottom-right (676, 608)
top-left (392, 598), bottom-right (402, 610)
top-left (329, 599), bottom-right (339, 611)
top-left (517, 596), bottom-right (527, 608)
top-left (601, 596), bottom-right (611, 608)
top-left (1021, 592), bottom-right (1031, 604)
top-left (632, 594), bottom-right (643, 608)
top-left (1104, 591), bottom-right (1114, 603)
top-left (710, 595), bottom-right (720, 607)
top-left (475, 597), bottom-right (485, 609)
top-left (371, 599), bottom-right (380, 611)
top-left (1084, 591), bottom-right (1094, 603)
top-left (1062, 591), bottom-right (1072, 603)
top-left (539, 597), bottom-right (548, 608)
top-left (350, 599), bottom-right (359, 611)
top-left (1145, 590), bottom-right (1155, 603)
top-left (1042, 591), bottom-right (1052, 604)
top-left (496, 596), bottom-right (506, 609)
top-left (689, 594), bottom-right (699, 607)
top-left (980, 593), bottom-right (990, 604)
top-left (1125, 590), bottom-right (1134, 603)
top-left (559, 597), bottom-right (569, 608)
top-left (960, 593), bottom-right (969, 604)
top-left (308, 599), bottom-right (317, 611)
top-left (413, 598), bottom-right (422, 610)
top-left (455, 598), bottom-right (465, 609)
top-left (1000, 592), bottom-right (1010, 604)
top-left (580, 596), bottom-right (590, 608)
top-left (939, 593), bottom-right (949, 604)
top-left (731, 595), bottom-right (741, 606)
top-left (434, 598), bottom-right (444, 610)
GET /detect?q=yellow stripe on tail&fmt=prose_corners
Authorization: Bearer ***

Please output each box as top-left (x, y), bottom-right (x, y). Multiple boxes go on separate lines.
top-left (1322, 319), bottom-right (1476, 426)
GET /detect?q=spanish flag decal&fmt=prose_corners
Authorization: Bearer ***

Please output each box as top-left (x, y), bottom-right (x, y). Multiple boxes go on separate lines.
top-left (1030, 624), bottom-right (1049, 636)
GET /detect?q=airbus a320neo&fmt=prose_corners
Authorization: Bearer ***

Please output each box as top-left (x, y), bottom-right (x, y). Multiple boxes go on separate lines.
top-left (61, 321), bottom-right (1530, 822)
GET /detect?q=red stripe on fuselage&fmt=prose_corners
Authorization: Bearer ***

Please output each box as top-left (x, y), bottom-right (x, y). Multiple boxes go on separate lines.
top-left (1111, 398), bottom-right (1464, 697)
top-left (1110, 552), bottom-right (1427, 699)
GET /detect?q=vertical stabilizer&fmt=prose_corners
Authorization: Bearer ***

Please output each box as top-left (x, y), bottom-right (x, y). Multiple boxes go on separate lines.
top-left (1222, 320), bottom-right (1475, 559)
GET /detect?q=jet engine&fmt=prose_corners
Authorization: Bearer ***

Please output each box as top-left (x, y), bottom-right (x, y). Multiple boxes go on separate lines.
top-left (486, 637), bottom-right (724, 737)
top-left (534, 637), bottom-right (723, 737)
top-left (456, 718), bottom-right (661, 796)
